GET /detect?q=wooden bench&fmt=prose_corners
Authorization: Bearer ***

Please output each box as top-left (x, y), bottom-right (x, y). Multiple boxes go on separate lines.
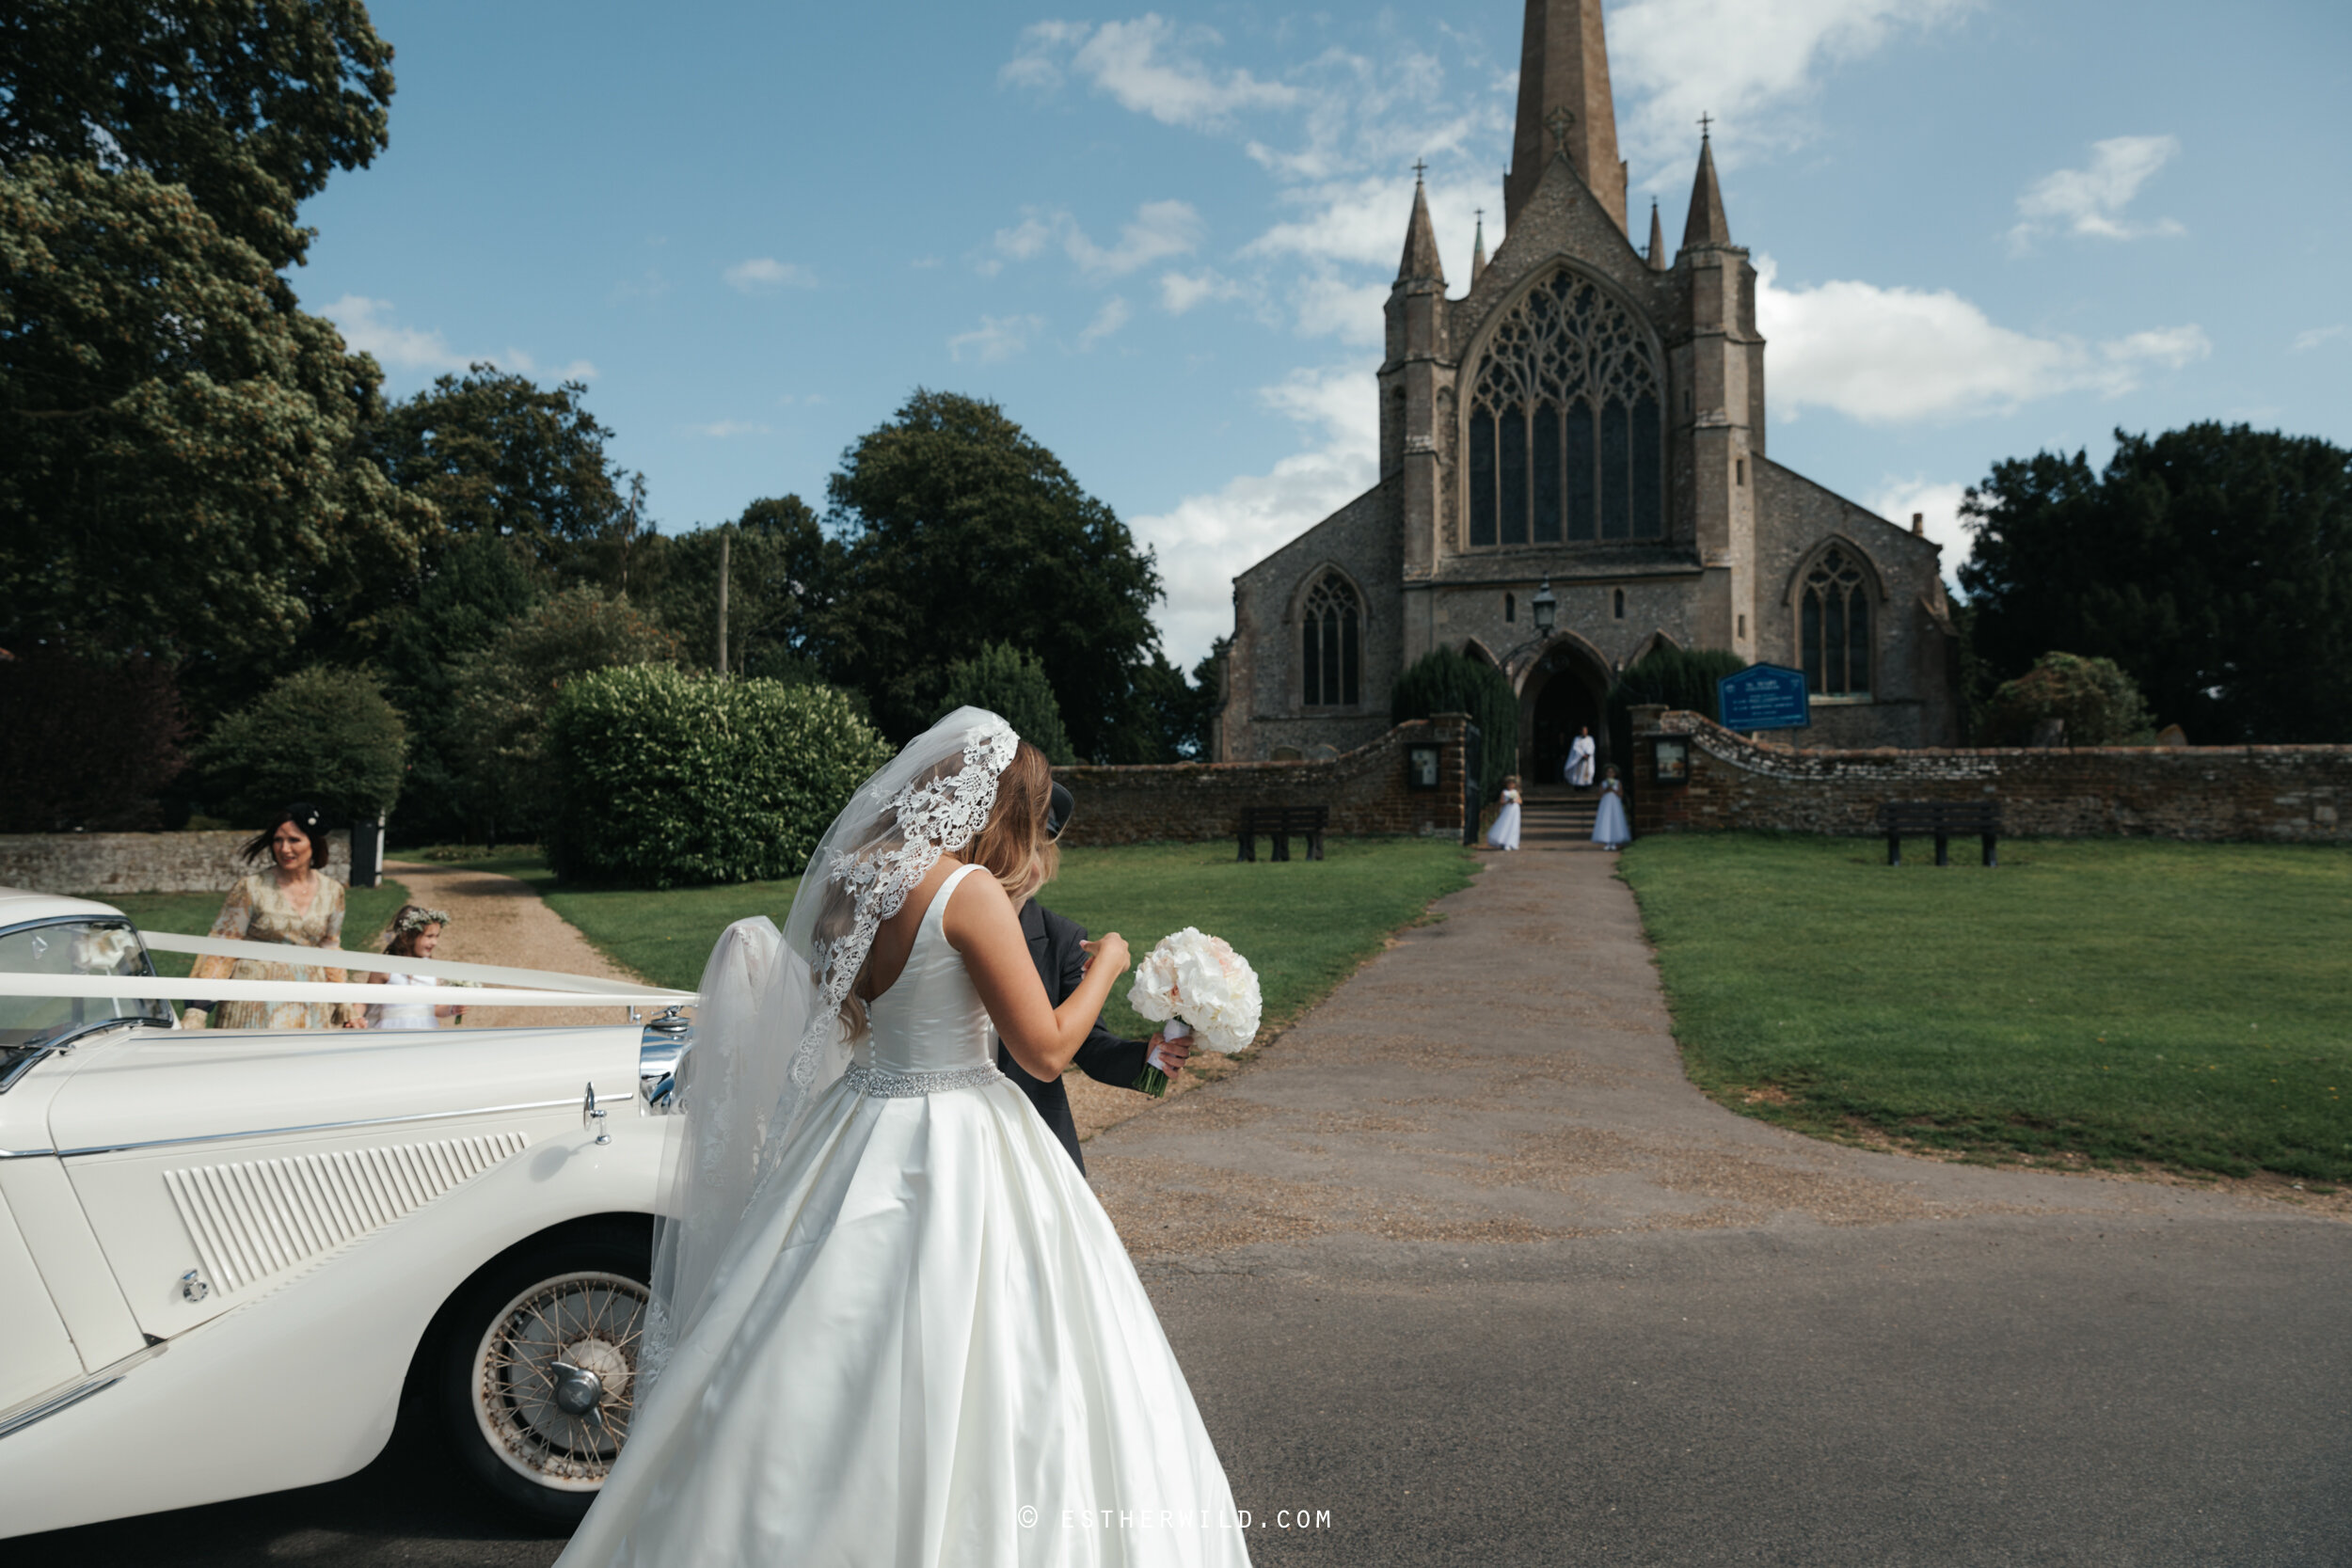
top-left (1880, 800), bottom-right (2001, 867)
top-left (1237, 805), bottom-right (1328, 863)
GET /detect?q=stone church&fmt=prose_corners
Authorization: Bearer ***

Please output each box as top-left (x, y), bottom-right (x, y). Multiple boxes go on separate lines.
top-left (1216, 0), bottom-right (1963, 778)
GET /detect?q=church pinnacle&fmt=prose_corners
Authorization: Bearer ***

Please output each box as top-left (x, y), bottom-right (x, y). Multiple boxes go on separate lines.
top-left (1681, 120), bottom-right (1731, 248)
top-left (1396, 165), bottom-right (1445, 285)
top-left (1504, 0), bottom-right (1628, 233)
top-left (1646, 198), bottom-right (1667, 270)
top-left (1470, 209), bottom-right (1487, 285)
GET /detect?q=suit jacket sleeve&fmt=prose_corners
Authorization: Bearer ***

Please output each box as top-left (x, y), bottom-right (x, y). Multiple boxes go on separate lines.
top-left (1046, 911), bottom-right (1152, 1090)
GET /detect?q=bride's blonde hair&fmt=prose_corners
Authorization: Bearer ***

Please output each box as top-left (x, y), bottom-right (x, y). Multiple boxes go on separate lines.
top-left (965, 740), bottom-right (1058, 905)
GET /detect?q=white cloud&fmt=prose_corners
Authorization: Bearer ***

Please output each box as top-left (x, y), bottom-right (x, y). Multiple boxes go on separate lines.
top-left (1865, 476), bottom-right (1972, 585)
top-left (2290, 325), bottom-right (2348, 354)
top-left (2009, 135), bottom-right (2184, 250)
top-left (1611, 0), bottom-right (1971, 174)
top-left (1755, 255), bottom-right (2209, 423)
top-left (1078, 296), bottom-right (1133, 349)
top-left (693, 420), bottom-right (771, 438)
top-left (1159, 268), bottom-right (1247, 314)
top-left (992, 199), bottom-right (1203, 279)
top-left (724, 257), bottom-right (818, 292)
top-left (1290, 271), bottom-right (1390, 346)
top-left (321, 295), bottom-right (596, 382)
top-left (1004, 16), bottom-right (1298, 131)
top-left (948, 313), bottom-right (1046, 364)
top-left (320, 294), bottom-right (464, 373)
top-left (1129, 362), bottom-right (1381, 666)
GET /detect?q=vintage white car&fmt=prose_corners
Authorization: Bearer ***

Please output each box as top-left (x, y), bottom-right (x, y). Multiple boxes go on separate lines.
top-left (0, 885), bottom-right (697, 1537)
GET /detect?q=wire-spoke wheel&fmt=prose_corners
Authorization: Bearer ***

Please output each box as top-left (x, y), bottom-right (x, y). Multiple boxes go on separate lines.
top-left (433, 1219), bottom-right (651, 1523)
top-left (472, 1269), bottom-right (648, 1487)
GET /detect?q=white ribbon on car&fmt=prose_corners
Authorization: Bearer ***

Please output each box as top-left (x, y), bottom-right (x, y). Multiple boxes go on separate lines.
top-left (6, 974), bottom-right (693, 1008)
top-left (140, 931), bottom-right (669, 997)
top-left (7, 931), bottom-right (697, 1010)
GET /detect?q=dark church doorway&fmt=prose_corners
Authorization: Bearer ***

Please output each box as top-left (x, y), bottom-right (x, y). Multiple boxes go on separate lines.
top-left (1524, 645), bottom-right (1605, 785)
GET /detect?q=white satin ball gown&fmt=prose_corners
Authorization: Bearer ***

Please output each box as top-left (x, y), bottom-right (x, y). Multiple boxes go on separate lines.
top-left (556, 864), bottom-right (1252, 1567)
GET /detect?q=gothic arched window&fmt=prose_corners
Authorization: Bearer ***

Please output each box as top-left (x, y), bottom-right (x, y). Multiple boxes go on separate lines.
top-left (1301, 572), bottom-right (1361, 707)
top-left (1467, 268), bottom-right (1664, 547)
top-left (1800, 547), bottom-right (1872, 697)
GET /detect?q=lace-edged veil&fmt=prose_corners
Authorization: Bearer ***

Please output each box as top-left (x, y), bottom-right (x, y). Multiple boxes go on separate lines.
top-left (644, 707), bottom-right (1020, 1378)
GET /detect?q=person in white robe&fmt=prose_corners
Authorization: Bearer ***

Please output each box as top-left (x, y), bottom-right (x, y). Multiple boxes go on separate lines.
top-left (1565, 727), bottom-right (1597, 788)
top-left (1592, 766), bottom-right (1632, 847)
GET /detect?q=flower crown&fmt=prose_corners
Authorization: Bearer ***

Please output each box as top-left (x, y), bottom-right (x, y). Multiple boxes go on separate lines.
top-left (393, 907), bottom-right (451, 936)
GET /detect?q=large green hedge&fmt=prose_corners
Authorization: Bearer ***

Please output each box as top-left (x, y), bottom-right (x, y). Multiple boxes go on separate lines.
top-left (546, 666), bottom-right (894, 887)
top-left (1391, 647), bottom-right (1518, 799)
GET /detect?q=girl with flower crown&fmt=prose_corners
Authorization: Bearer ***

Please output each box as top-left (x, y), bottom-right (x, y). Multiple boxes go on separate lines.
top-left (360, 905), bottom-right (467, 1030)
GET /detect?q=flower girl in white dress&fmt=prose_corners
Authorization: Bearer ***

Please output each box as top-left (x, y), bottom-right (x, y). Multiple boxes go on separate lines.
top-left (555, 710), bottom-right (1251, 1567)
top-left (1592, 765), bottom-right (1632, 847)
top-left (1484, 776), bottom-right (1523, 851)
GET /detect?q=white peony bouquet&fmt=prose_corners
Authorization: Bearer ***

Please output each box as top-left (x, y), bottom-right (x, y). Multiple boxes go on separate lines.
top-left (1124, 927), bottom-right (1263, 1096)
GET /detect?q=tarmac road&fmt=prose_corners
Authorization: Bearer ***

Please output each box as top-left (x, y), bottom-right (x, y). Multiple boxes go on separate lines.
top-left (16, 848), bottom-right (2348, 1565)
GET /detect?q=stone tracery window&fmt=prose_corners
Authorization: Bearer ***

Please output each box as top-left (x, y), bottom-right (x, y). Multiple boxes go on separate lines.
top-left (1300, 571), bottom-right (1361, 707)
top-left (1800, 547), bottom-right (1871, 697)
top-left (1467, 268), bottom-right (1664, 547)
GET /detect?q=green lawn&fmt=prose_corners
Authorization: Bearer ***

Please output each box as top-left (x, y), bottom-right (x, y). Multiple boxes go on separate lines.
top-left (476, 838), bottom-right (1476, 1046)
top-left (109, 880), bottom-right (417, 977)
top-left (1617, 834), bottom-right (2352, 1182)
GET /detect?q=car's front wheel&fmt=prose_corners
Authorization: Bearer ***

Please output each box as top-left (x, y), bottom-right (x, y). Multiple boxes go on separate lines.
top-left (431, 1218), bottom-right (653, 1523)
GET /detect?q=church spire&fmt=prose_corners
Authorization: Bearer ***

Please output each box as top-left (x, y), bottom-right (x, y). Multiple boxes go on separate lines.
top-left (1681, 121), bottom-right (1731, 248)
top-left (1396, 166), bottom-right (1444, 285)
top-left (1646, 198), bottom-right (1667, 270)
top-left (1470, 209), bottom-right (1487, 285)
top-left (1504, 0), bottom-right (1628, 233)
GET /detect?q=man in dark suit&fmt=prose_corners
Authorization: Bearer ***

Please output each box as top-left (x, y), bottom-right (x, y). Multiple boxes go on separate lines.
top-left (995, 784), bottom-right (1186, 1175)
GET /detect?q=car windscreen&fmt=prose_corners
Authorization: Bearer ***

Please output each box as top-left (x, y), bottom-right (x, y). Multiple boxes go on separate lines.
top-left (0, 919), bottom-right (172, 1053)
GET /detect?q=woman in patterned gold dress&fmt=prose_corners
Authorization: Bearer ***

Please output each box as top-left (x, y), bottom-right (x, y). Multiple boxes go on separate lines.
top-left (184, 803), bottom-right (363, 1031)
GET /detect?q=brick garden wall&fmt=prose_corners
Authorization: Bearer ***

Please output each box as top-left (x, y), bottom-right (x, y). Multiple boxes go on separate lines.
top-left (0, 830), bottom-right (356, 896)
top-left (1056, 716), bottom-right (1471, 847)
top-left (1627, 707), bottom-right (2352, 842)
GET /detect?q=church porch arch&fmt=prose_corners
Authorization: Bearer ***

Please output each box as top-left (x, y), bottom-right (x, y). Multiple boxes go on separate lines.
top-left (1512, 633), bottom-right (1613, 786)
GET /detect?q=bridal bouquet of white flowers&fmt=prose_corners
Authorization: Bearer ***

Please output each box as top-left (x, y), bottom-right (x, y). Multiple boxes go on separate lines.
top-left (1124, 927), bottom-right (1263, 1096)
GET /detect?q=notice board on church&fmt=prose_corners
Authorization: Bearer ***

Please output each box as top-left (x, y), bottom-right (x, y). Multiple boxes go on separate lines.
top-left (1717, 664), bottom-right (1811, 732)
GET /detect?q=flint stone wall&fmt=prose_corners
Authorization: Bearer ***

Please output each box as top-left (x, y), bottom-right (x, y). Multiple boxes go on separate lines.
top-left (0, 831), bottom-right (354, 896)
top-left (1055, 716), bottom-right (1470, 847)
top-left (1629, 708), bottom-right (2351, 842)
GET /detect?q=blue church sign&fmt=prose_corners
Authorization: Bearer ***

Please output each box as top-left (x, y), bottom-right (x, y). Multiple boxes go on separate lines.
top-left (1717, 664), bottom-right (1811, 732)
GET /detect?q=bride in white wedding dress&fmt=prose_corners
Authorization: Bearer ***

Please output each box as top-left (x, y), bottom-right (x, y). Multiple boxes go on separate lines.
top-left (556, 710), bottom-right (1251, 1567)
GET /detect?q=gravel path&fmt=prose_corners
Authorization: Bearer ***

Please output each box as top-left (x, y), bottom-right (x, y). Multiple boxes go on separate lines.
top-left (378, 860), bottom-right (638, 1029)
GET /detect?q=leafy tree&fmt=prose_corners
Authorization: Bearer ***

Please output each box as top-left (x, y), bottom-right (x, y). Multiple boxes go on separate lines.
top-left (1391, 648), bottom-right (1518, 798)
top-left (0, 648), bottom-right (189, 832)
top-left (1961, 424), bottom-right (2352, 743)
top-left (636, 496), bottom-right (834, 675)
top-left (0, 158), bottom-right (435, 711)
top-left (547, 668), bottom-right (893, 888)
top-left (813, 389), bottom-right (1164, 758)
top-left (368, 366), bottom-right (628, 575)
top-left (199, 665), bottom-right (407, 827)
top-left (442, 588), bottom-right (682, 844)
top-left (0, 0), bottom-right (396, 271)
top-left (1105, 647), bottom-right (1222, 764)
top-left (374, 532), bottom-right (547, 843)
top-left (934, 642), bottom-right (1075, 764)
top-left (1979, 652), bottom-right (2153, 747)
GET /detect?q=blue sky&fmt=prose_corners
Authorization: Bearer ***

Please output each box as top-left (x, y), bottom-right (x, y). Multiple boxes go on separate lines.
top-left (299, 0), bottom-right (2352, 668)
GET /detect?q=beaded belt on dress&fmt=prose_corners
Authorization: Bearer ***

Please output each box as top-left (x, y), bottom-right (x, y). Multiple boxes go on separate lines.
top-left (841, 1061), bottom-right (1005, 1098)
